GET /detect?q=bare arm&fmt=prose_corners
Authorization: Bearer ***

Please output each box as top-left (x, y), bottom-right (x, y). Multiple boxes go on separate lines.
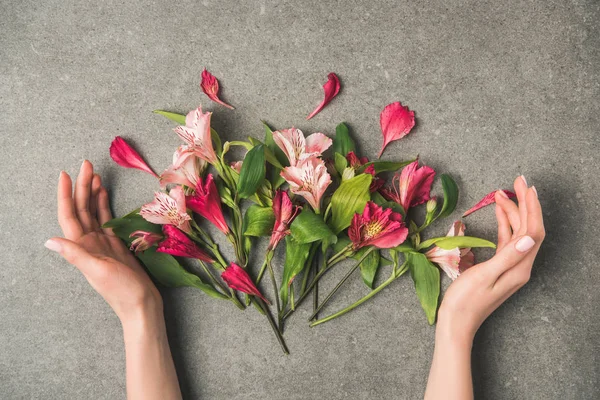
top-left (45, 161), bottom-right (182, 400)
top-left (425, 176), bottom-right (545, 399)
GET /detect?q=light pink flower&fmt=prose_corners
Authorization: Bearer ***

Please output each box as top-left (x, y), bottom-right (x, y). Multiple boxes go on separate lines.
top-left (109, 136), bottom-right (158, 177)
top-left (425, 221), bottom-right (476, 280)
top-left (378, 102), bottom-right (416, 158)
top-left (200, 68), bottom-right (234, 109)
top-left (157, 225), bottom-right (213, 262)
top-left (268, 190), bottom-right (301, 250)
top-left (380, 160), bottom-right (435, 212)
top-left (159, 146), bottom-right (206, 189)
top-left (463, 190), bottom-right (517, 217)
top-left (230, 161), bottom-right (243, 173)
top-left (222, 263), bottom-right (269, 304)
top-left (272, 128), bottom-right (332, 167)
top-left (129, 231), bottom-right (163, 254)
top-left (173, 106), bottom-right (218, 165)
top-left (280, 156), bottom-right (331, 213)
top-left (186, 174), bottom-right (229, 234)
top-left (348, 201), bottom-right (408, 250)
top-left (139, 186), bottom-right (192, 233)
top-left (307, 72), bottom-right (341, 120)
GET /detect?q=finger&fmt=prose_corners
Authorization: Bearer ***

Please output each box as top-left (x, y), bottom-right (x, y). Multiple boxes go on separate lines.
top-left (514, 175), bottom-right (529, 236)
top-left (97, 186), bottom-right (115, 236)
top-left (45, 237), bottom-right (100, 277)
top-left (57, 171), bottom-right (84, 239)
top-left (89, 174), bottom-right (102, 230)
top-left (74, 160), bottom-right (95, 232)
top-left (495, 190), bottom-right (520, 234)
top-left (526, 186), bottom-right (545, 239)
top-left (481, 233), bottom-right (538, 280)
top-left (494, 196), bottom-right (511, 251)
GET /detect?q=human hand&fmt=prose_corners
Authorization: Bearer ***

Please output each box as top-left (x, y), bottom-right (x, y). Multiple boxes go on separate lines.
top-left (437, 175), bottom-right (545, 342)
top-left (45, 160), bottom-right (162, 326)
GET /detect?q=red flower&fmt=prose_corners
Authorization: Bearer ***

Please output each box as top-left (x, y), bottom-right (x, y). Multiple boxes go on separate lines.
top-left (380, 160), bottom-right (435, 212)
top-left (346, 152), bottom-right (384, 192)
top-left (200, 69), bottom-right (234, 109)
top-left (463, 190), bottom-right (516, 217)
top-left (346, 151), bottom-right (368, 168)
top-left (156, 225), bottom-right (213, 262)
top-left (306, 73), bottom-right (341, 120)
top-left (268, 190), bottom-right (301, 250)
top-left (348, 201), bottom-right (408, 250)
top-left (378, 102), bottom-right (415, 158)
top-left (222, 263), bottom-right (269, 304)
top-left (109, 136), bottom-right (158, 177)
top-left (129, 230), bottom-right (163, 254)
top-left (186, 174), bottom-right (230, 234)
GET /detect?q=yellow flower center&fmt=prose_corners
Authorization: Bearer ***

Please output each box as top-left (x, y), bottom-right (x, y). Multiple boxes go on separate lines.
top-left (364, 221), bottom-right (384, 239)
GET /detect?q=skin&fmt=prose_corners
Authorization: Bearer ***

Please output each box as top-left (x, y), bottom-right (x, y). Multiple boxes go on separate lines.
top-left (45, 160), bottom-right (182, 400)
top-left (425, 175), bottom-right (545, 399)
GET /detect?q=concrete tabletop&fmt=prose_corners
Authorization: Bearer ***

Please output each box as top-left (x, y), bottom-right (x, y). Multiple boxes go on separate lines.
top-left (1, 0), bottom-right (598, 398)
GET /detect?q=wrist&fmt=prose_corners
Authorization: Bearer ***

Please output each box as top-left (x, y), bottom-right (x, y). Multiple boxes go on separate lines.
top-left (121, 300), bottom-right (165, 339)
top-left (435, 312), bottom-right (476, 349)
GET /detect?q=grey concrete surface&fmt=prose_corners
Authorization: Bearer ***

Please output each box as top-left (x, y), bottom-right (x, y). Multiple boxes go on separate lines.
top-left (1, 0), bottom-right (599, 398)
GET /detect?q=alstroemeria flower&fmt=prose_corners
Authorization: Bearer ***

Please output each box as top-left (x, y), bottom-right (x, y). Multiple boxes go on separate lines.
top-left (307, 72), bottom-right (341, 120)
top-left (129, 230), bottom-right (163, 254)
top-left (273, 128), bottom-right (332, 167)
top-left (159, 146), bottom-right (206, 190)
top-left (346, 152), bottom-right (384, 192)
top-left (109, 136), bottom-right (158, 177)
top-left (463, 189), bottom-right (517, 217)
top-left (380, 160), bottom-right (435, 212)
top-left (173, 106), bottom-right (218, 165)
top-left (157, 225), bottom-right (213, 262)
top-left (200, 68), bottom-right (234, 109)
top-left (230, 161), bottom-right (243, 173)
top-left (378, 102), bottom-right (416, 158)
top-left (140, 186), bottom-right (192, 233)
top-left (425, 221), bottom-right (475, 280)
top-left (348, 201), bottom-right (409, 250)
top-left (186, 174), bottom-right (229, 234)
top-left (268, 190), bottom-right (301, 250)
top-left (346, 151), bottom-right (368, 169)
top-left (222, 263), bottom-right (269, 304)
top-left (280, 156), bottom-right (332, 213)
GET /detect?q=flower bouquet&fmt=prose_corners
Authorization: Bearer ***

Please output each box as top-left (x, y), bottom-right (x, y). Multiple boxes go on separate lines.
top-left (105, 70), bottom-right (509, 354)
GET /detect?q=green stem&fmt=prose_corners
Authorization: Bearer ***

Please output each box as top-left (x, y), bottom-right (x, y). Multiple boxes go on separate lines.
top-left (267, 257), bottom-right (281, 322)
top-left (256, 251), bottom-right (273, 284)
top-left (257, 298), bottom-right (289, 355)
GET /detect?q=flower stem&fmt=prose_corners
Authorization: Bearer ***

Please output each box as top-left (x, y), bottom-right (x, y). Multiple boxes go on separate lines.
top-left (256, 298), bottom-right (289, 355)
top-left (266, 257), bottom-right (281, 325)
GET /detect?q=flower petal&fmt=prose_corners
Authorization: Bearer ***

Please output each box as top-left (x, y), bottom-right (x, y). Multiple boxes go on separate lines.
top-left (378, 102), bottom-right (415, 158)
top-left (156, 225), bottom-right (213, 262)
top-left (306, 73), bottom-right (341, 120)
top-left (200, 68), bottom-right (234, 109)
top-left (109, 136), bottom-right (158, 177)
top-left (305, 132), bottom-right (332, 155)
top-left (462, 190), bottom-right (517, 217)
top-left (222, 263), bottom-right (269, 304)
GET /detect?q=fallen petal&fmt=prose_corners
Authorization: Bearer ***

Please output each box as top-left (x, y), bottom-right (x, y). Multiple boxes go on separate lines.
top-left (200, 68), bottom-right (235, 110)
top-left (109, 136), bottom-right (158, 177)
top-left (378, 102), bottom-right (415, 158)
top-left (463, 190), bottom-right (517, 217)
top-left (306, 73), bottom-right (341, 120)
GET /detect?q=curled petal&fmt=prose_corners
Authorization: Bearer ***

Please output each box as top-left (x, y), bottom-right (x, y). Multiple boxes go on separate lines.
top-left (109, 136), bottom-right (158, 177)
top-left (156, 225), bottom-right (213, 262)
top-left (378, 102), bottom-right (415, 158)
top-left (463, 190), bottom-right (517, 217)
top-left (306, 72), bottom-right (341, 120)
top-left (200, 68), bottom-right (234, 109)
top-left (222, 263), bottom-right (269, 304)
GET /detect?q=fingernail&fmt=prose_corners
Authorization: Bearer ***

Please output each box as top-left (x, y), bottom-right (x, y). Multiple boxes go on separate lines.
top-left (532, 186), bottom-right (538, 198)
top-left (497, 190), bottom-right (509, 199)
top-left (520, 175), bottom-right (527, 186)
top-left (45, 239), bottom-right (62, 253)
top-left (515, 235), bottom-right (535, 252)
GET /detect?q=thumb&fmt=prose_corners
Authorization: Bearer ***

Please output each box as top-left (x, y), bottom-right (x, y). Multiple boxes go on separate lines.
top-left (45, 237), bottom-right (99, 275)
top-left (484, 235), bottom-right (537, 279)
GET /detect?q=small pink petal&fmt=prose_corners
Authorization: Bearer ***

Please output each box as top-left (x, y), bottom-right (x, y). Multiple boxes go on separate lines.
top-left (378, 102), bottom-right (416, 158)
top-left (462, 190), bottom-right (517, 217)
top-left (200, 69), bottom-right (234, 109)
top-left (222, 263), bottom-right (269, 304)
top-left (109, 136), bottom-right (158, 177)
top-left (306, 73), bottom-right (341, 120)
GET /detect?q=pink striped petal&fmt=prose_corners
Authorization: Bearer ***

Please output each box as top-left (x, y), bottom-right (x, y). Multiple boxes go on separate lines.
top-left (306, 73), bottom-right (341, 120)
top-left (200, 68), bottom-right (234, 109)
top-left (463, 190), bottom-right (516, 217)
top-left (109, 136), bottom-right (158, 177)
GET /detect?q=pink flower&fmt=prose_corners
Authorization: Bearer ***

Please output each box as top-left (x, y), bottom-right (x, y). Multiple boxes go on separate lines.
top-left (109, 136), bottom-right (158, 177)
top-left (307, 72), bottom-right (341, 120)
top-left (200, 68), bottom-right (234, 110)
top-left (156, 225), bottom-right (213, 262)
top-left (173, 106), bottom-right (218, 165)
top-left (380, 160), bottom-right (435, 212)
top-left (272, 128), bottom-right (332, 167)
top-left (268, 190), bottom-right (301, 250)
top-left (186, 174), bottom-right (229, 234)
top-left (222, 263), bottom-right (269, 304)
top-left (140, 186), bottom-right (192, 233)
top-left (280, 156), bottom-right (332, 213)
top-left (159, 146), bottom-right (206, 190)
top-left (463, 190), bottom-right (517, 217)
top-left (425, 221), bottom-right (475, 280)
top-left (378, 102), bottom-right (416, 158)
top-left (348, 201), bottom-right (409, 250)
top-left (346, 151), bottom-right (368, 169)
top-left (129, 230), bottom-right (163, 254)
top-left (230, 161), bottom-right (243, 173)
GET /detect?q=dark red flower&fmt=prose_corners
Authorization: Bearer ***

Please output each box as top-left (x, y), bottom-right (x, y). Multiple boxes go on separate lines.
top-left (222, 263), bottom-right (269, 304)
top-left (200, 68), bottom-right (234, 110)
top-left (306, 73), bottom-right (341, 120)
top-left (156, 225), bottom-right (213, 262)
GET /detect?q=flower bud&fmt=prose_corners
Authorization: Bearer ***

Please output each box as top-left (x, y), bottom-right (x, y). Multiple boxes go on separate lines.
top-left (426, 197), bottom-right (437, 213)
top-left (342, 167), bottom-right (356, 181)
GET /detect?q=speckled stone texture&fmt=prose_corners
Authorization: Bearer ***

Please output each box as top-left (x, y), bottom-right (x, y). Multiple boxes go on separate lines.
top-left (1, 0), bottom-right (598, 399)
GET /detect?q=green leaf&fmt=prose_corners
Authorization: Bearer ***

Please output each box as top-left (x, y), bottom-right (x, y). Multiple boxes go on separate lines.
top-left (359, 159), bottom-right (416, 174)
top-left (237, 144), bottom-right (266, 198)
top-left (262, 121), bottom-right (288, 166)
top-left (418, 236), bottom-right (496, 251)
top-left (370, 191), bottom-right (387, 206)
top-left (243, 205), bottom-right (275, 237)
top-left (211, 128), bottom-right (222, 155)
top-left (437, 174), bottom-right (459, 219)
top-left (153, 110), bottom-right (186, 125)
top-left (359, 248), bottom-right (381, 289)
top-left (290, 208), bottom-right (336, 245)
top-left (332, 123), bottom-right (355, 156)
top-left (334, 152), bottom-right (348, 175)
top-left (329, 173), bottom-right (373, 233)
top-left (394, 241), bottom-right (416, 253)
top-left (249, 137), bottom-right (284, 169)
top-left (103, 213), bottom-right (162, 242)
top-left (408, 252), bottom-right (440, 325)
top-left (137, 248), bottom-right (228, 300)
top-left (280, 237), bottom-right (312, 308)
